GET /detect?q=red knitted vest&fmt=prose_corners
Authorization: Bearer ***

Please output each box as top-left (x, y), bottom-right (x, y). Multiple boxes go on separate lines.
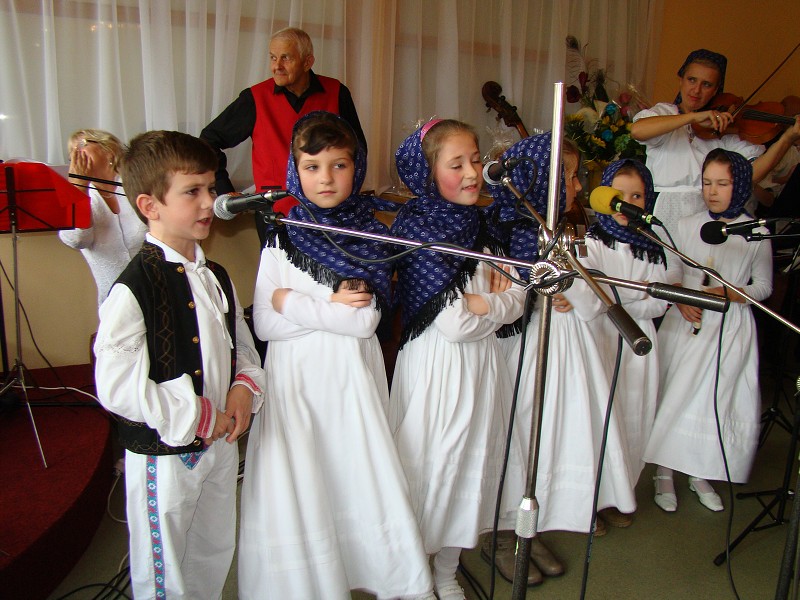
top-left (251, 76), bottom-right (341, 190)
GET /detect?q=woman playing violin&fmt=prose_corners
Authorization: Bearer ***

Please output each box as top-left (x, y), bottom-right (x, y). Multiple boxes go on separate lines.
top-left (631, 49), bottom-right (800, 235)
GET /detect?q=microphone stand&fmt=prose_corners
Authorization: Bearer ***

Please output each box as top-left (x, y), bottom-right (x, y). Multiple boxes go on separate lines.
top-left (631, 223), bottom-right (800, 335)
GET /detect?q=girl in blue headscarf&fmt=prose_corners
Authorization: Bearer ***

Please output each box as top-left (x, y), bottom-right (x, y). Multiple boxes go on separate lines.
top-left (388, 119), bottom-right (527, 600)
top-left (644, 149), bottom-right (773, 514)
top-left (631, 48), bottom-right (800, 237)
top-left (240, 111), bottom-right (435, 600)
top-left (486, 133), bottom-right (638, 543)
top-left (584, 159), bottom-right (669, 525)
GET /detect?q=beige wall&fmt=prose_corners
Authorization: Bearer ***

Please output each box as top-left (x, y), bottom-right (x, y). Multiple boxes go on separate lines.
top-left (653, 0), bottom-right (799, 107)
top-left (0, 213), bottom-right (261, 370)
top-left (5, 1), bottom-right (800, 369)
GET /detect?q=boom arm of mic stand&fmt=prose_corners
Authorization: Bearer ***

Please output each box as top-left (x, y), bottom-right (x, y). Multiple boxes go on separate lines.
top-left (632, 223), bottom-right (800, 335)
top-left (593, 276), bottom-right (730, 313)
top-left (496, 177), bottom-right (652, 356)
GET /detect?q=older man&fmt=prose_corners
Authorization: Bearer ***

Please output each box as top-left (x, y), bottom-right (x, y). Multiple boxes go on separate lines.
top-left (200, 27), bottom-right (367, 244)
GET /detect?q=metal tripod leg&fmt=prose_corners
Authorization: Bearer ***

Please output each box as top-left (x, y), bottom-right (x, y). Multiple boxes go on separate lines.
top-left (714, 387), bottom-right (799, 565)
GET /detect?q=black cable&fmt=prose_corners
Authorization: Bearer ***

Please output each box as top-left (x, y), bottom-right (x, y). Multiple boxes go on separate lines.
top-left (0, 256), bottom-right (71, 393)
top-left (579, 282), bottom-right (625, 600)
top-left (280, 200), bottom-right (530, 286)
top-left (468, 287), bottom-right (535, 600)
top-left (710, 288), bottom-right (741, 600)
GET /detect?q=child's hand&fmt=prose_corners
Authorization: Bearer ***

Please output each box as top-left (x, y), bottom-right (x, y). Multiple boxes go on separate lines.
top-left (331, 279), bottom-right (372, 307)
top-left (490, 264), bottom-right (513, 293)
top-left (464, 292), bottom-right (489, 315)
top-left (552, 293), bottom-right (573, 313)
top-left (204, 410), bottom-right (233, 445)
top-left (224, 385), bottom-right (254, 443)
top-left (272, 288), bottom-right (293, 313)
top-left (676, 302), bottom-right (703, 324)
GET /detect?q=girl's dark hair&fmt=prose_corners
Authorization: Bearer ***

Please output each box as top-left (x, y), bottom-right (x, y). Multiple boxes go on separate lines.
top-left (702, 147), bottom-right (732, 174)
top-left (292, 112), bottom-right (358, 161)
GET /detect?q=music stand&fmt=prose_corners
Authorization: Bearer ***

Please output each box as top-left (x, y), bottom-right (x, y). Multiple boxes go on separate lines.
top-left (0, 162), bottom-right (90, 467)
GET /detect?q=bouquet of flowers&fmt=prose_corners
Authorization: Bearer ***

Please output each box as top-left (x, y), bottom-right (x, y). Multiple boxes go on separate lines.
top-left (564, 36), bottom-right (646, 168)
top-left (565, 101), bottom-right (645, 167)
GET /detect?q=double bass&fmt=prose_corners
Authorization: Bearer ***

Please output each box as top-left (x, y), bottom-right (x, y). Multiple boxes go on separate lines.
top-left (481, 80), bottom-right (590, 230)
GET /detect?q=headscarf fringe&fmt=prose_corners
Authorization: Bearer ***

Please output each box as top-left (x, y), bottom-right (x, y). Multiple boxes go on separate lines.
top-left (397, 260), bottom-right (477, 349)
top-left (272, 229), bottom-right (388, 311)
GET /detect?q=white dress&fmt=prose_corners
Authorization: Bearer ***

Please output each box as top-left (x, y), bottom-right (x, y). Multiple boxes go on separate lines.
top-left (389, 259), bottom-right (527, 553)
top-left (499, 274), bottom-right (638, 534)
top-left (582, 236), bottom-right (669, 484)
top-left (643, 211), bottom-right (773, 483)
top-left (239, 243), bottom-right (432, 600)
top-left (633, 103), bottom-right (763, 236)
top-left (58, 184), bottom-right (147, 307)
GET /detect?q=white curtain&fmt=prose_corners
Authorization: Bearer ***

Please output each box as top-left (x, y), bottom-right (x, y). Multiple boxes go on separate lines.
top-left (0, 0), bottom-right (662, 191)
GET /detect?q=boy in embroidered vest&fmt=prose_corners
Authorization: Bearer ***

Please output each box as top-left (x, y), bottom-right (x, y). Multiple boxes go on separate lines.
top-left (94, 130), bottom-right (266, 600)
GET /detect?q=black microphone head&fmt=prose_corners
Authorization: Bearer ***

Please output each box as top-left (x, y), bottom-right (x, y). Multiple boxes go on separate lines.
top-left (700, 220), bottom-right (726, 245)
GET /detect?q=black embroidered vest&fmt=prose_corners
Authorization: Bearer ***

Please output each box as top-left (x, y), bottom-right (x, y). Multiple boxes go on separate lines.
top-left (113, 242), bottom-right (237, 455)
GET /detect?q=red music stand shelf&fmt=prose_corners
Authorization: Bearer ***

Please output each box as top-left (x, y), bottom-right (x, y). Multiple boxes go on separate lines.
top-left (0, 162), bottom-right (92, 468)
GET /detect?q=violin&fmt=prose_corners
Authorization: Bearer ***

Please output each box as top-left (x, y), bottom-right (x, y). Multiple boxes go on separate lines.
top-left (691, 42), bottom-right (800, 144)
top-left (692, 92), bottom-right (799, 144)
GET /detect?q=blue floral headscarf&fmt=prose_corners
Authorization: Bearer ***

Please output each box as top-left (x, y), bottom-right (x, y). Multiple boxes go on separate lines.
top-left (588, 159), bottom-right (665, 264)
top-left (267, 111), bottom-right (393, 309)
top-left (484, 131), bottom-right (566, 281)
top-left (674, 49), bottom-right (727, 108)
top-left (390, 119), bottom-right (483, 347)
top-left (704, 149), bottom-right (753, 221)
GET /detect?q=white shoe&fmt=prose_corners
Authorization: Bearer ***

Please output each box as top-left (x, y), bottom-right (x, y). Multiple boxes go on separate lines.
top-left (435, 582), bottom-right (466, 600)
top-left (689, 477), bottom-right (723, 511)
top-left (653, 475), bottom-right (677, 512)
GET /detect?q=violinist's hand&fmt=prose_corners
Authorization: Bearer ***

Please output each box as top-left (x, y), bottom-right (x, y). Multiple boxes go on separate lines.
top-left (696, 109), bottom-right (734, 134)
top-left (785, 115), bottom-right (800, 144)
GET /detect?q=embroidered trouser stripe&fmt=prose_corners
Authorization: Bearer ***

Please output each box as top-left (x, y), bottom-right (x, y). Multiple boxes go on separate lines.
top-left (146, 455), bottom-right (167, 599)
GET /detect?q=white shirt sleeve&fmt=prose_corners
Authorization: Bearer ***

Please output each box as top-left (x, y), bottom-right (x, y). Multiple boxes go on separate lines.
top-left (94, 284), bottom-right (207, 447)
top-left (742, 236), bottom-right (773, 302)
top-left (434, 261), bottom-right (527, 342)
top-left (252, 244), bottom-right (380, 341)
top-left (230, 283), bottom-right (267, 413)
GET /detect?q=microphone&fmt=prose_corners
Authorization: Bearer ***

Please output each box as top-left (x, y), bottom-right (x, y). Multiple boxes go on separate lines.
top-left (589, 186), bottom-right (663, 226)
top-left (699, 218), bottom-right (776, 245)
top-left (483, 157), bottom-right (522, 186)
top-left (213, 190), bottom-right (290, 220)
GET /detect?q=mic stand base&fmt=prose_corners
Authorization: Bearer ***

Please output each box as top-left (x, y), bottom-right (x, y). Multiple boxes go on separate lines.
top-left (714, 388), bottom-right (799, 566)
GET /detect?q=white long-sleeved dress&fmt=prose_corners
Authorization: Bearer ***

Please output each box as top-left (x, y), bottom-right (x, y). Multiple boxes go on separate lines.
top-left (643, 211), bottom-right (773, 482)
top-left (238, 243), bottom-right (433, 600)
top-left (389, 259), bottom-right (527, 553)
top-left (499, 270), bottom-right (639, 533)
top-left (58, 184), bottom-right (147, 306)
top-left (582, 237), bottom-right (669, 484)
top-left (633, 103), bottom-right (763, 236)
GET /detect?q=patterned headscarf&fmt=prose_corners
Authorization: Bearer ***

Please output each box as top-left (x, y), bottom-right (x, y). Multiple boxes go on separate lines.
top-left (588, 159), bottom-right (665, 263)
top-left (269, 111), bottom-right (393, 309)
top-left (484, 131), bottom-right (566, 281)
top-left (704, 149), bottom-right (753, 220)
top-left (674, 49), bottom-right (727, 108)
top-left (391, 120), bottom-right (483, 346)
